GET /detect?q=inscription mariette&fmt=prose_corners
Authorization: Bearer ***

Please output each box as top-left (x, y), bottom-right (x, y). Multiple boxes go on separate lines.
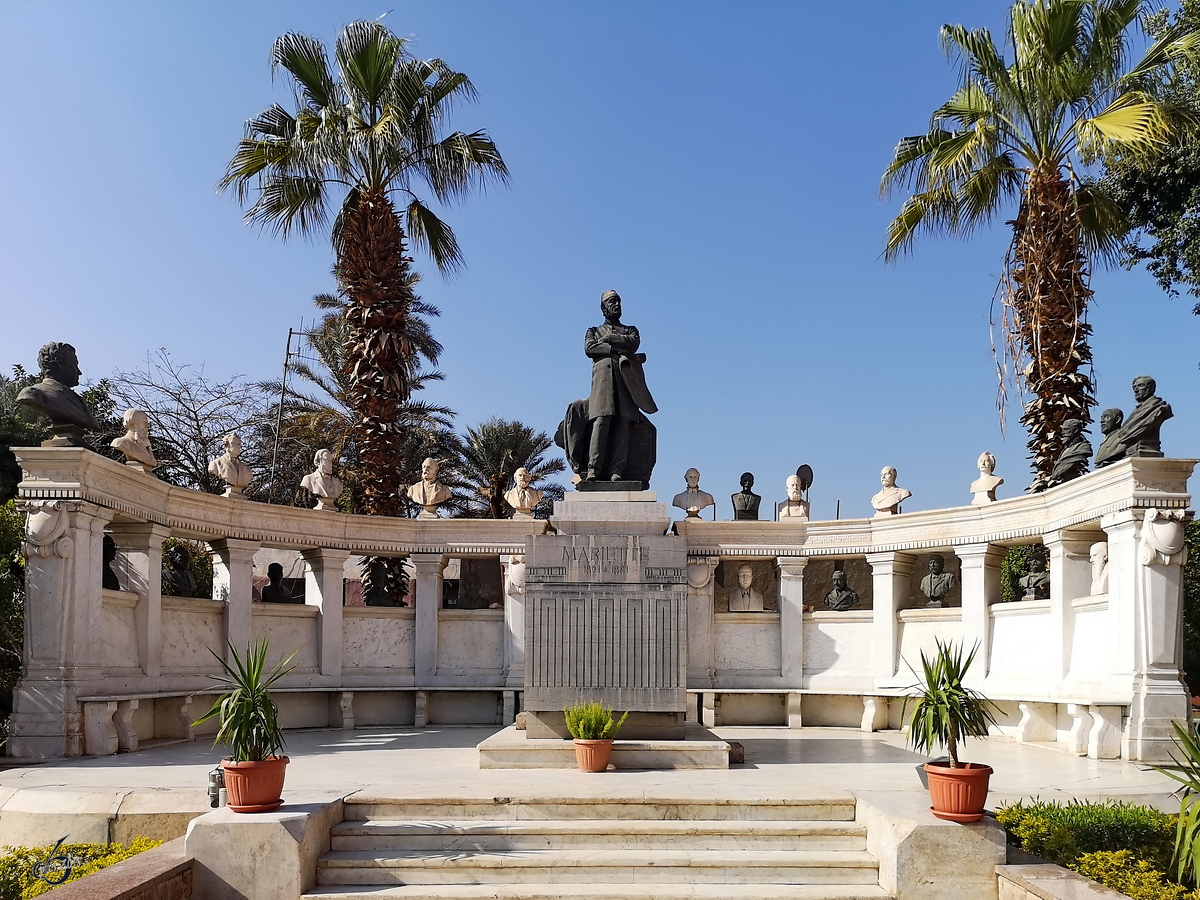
top-left (525, 535), bottom-right (688, 585)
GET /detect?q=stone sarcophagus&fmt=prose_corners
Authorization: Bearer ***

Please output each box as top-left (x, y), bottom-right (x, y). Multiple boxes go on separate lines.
top-left (524, 533), bottom-right (687, 738)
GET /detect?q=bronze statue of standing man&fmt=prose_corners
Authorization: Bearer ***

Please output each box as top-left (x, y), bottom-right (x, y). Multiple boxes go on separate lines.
top-left (582, 290), bottom-right (657, 482)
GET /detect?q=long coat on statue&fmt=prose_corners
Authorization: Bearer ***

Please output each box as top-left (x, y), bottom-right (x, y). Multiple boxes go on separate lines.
top-left (585, 323), bottom-right (658, 421)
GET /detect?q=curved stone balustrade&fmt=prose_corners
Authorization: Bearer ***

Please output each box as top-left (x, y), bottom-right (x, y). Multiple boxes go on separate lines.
top-left (9, 447), bottom-right (1196, 763)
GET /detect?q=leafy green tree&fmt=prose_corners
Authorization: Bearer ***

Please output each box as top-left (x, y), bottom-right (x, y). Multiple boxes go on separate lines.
top-left (1103, 0), bottom-right (1200, 320)
top-left (221, 21), bottom-right (507, 526)
top-left (455, 419), bottom-right (566, 519)
top-left (882, 0), bottom-right (1200, 491)
top-left (107, 351), bottom-right (266, 494)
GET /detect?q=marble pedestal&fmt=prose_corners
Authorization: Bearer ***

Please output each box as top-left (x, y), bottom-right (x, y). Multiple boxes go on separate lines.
top-left (477, 724), bottom-right (730, 769)
top-left (525, 495), bottom-right (686, 740)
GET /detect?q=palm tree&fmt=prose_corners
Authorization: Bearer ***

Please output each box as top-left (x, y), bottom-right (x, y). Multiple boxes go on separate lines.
top-left (456, 419), bottom-right (566, 519)
top-left (221, 21), bottom-right (508, 515)
top-left (881, 0), bottom-right (1199, 491)
top-left (260, 293), bottom-right (457, 513)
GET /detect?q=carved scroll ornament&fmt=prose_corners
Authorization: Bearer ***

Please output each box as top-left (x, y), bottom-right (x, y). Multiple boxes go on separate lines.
top-left (21, 500), bottom-right (75, 559)
top-left (1139, 508), bottom-right (1189, 567)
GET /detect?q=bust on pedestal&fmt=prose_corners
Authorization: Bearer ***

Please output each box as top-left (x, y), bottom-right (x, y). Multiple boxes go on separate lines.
top-left (1048, 419), bottom-right (1092, 487)
top-left (16, 342), bottom-right (98, 446)
top-left (209, 433), bottom-right (253, 498)
top-left (505, 467), bottom-right (543, 519)
top-left (111, 408), bottom-right (157, 474)
top-left (778, 474), bottom-right (810, 520)
top-left (727, 564), bottom-right (764, 612)
top-left (731, 472), bottom-right (761, 521)
top-left (920, 555), bottom-right (957, 608)
top-left (871, 467), bottom-right (911, 516)
top-left (407, 457), bottom-right (452, 519)
top-left (672, 468), bottom-right (714, 519)
top-left (823, 570), bottom-right (860, 611)
top-left (970, 451), bottom-right (1003, 505)
top-left (301, 449), bottom-right (343, 511)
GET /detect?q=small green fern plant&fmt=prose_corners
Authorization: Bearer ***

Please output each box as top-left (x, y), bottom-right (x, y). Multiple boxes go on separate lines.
top-left (564, 702), bottom-right (629, 740)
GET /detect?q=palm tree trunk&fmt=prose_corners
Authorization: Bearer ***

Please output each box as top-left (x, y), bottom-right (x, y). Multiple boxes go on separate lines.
top-left (1009, 167), bottom-right (1096, 493)
top-left (338, 186), bottom-right (421, 601)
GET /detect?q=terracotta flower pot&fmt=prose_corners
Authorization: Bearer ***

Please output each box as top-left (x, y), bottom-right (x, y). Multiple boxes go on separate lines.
top-left (574, 739), bottom-right (613, 773)
top-left (221, 756), bottom-right (289, 812)
top-left (924, 761), bottom-right (992, 822)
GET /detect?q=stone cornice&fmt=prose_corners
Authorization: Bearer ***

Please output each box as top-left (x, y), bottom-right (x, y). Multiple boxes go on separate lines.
top-left (16, 448), bottom-right (548, 556)
top-left (16, 449), bottom-right (1195, 560)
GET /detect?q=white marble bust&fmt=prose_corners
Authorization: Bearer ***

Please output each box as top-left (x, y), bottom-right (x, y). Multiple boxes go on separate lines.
top-left (208, 432), bottom-right (253, 498)
top-left (779, 474), bottom-right (810, 520)
top-left (672, 468), bottom-right (715, 519)
top-left (407, 457), bottom-right (452, 519)
top-left (871, 466), bottom-right (911, 517)
top-left (110, 408), bottom-right (156, 473)
top-left (727, 563), bottom-right (764, 612)
top-left (301, 448), bottom-right (343, 511)
top-left (1090, 542), bottom-right (1108, 596)
top-left (969, 451), bottom-right (1004, 505)
top-left (504, 467), bottom-right (543, 519)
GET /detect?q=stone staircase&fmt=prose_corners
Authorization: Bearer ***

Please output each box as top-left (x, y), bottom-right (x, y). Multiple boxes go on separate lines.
top-left (302, 796), bottom-right (891, 899)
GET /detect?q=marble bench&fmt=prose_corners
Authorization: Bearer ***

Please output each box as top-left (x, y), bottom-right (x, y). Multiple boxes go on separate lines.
top-left (78, 686), bottom-right (524, 756)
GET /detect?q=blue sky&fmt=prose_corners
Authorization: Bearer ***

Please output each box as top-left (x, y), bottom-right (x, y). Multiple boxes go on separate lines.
top-left (1, 0), bottom-right (1196, 518)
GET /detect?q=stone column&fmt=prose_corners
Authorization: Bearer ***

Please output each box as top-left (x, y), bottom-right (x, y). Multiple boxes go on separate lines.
top-left (1114, 508), bottom-right (1191, 762)
top-left (500, 554), bottom-right (526, 688)
top-left (867, 551), bottom-right (914, 685)
top-left (957, 543), bottom-right (1003, 683)
top-left (210, 539), bottom-right (259, 666)
top-left (109, 523), bottom-right (171, 679)
top-left (685, 556), bottom-right (718, 688)
top-left (777, 557), bottom-right (808, 685)
top-left (1044, 531), bottom-right (1096, 683)
top-left (1104, 512), bottom-right (1140, 678)
top-left (303, 548), bottom-right (349, 678)
top-left (411, 553), bottom-right (447, 682)
top-left (11, 499), bottom-right (112, 758)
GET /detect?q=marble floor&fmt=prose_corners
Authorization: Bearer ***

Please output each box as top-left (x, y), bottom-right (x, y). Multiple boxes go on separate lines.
top-left (0, 726), bottom-right (1180, 812)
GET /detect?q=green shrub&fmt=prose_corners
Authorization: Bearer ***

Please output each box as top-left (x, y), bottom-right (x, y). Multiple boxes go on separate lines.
top-left (1075, 850), bottom-right (1200, 900)
top-left (996, 798), bottom-right (1176, 871)
top-left (563, 702), bottom-right (628, 740)
top-left (0, 836), bottom-right (161, 899)
top-left (1000, 545), bottom-right (1033, 602)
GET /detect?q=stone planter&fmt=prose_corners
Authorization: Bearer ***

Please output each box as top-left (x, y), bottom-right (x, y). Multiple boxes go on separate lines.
top-left (573, 739), bottom-right (613, 773)
top-left (924, 761), bottom-right (992, 822)
top-left (221, 756), bottom-right (289, 812)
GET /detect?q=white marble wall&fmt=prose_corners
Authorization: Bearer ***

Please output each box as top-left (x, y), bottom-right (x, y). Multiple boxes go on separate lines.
top-left (251, 606), bottom-right (319, 673)
top-left (437, 610), bottom-right (504, 676)
top-left (714, 614), bottom-right (781, 679)
top-left (160, 599), bottom-right (224, 671)
top-left (100, 592), bottom-right (139, 671)
top-left (342, 608), bottom-right (414, 673)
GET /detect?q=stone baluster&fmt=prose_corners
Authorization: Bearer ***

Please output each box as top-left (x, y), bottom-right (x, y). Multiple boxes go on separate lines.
top-left (1044, 530), bottom-right (1098, 683)
top-left (866, 551), bottom-right (915, 685)
top-left (210, 539), bottom-right (259, 666)
top-left (777, 556), bottom-right (808, 685)
top-left (685, 556), bottom-right (719, 688)
top-left (957, 543), bottom-right (1003, 683)
top-left (411, 554), bottom-right (447, 682)
top-left (110, 523), bottom-right (170, 679)
top-left (303, 548), bottom-right (349, 678)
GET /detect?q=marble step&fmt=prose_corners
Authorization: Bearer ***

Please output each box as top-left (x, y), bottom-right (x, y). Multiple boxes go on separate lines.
top-left (331, 818), bottom-right (868, 852)
top-left (344, 797), bottom-right (857, 822)
top-left (316, 848), bottom-right (880, 886)
top-left (304, 884), bottom-right (892, 899)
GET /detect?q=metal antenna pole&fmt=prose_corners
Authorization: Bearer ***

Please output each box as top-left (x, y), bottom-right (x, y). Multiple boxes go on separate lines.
top-left (269, 326), bottom-right (300, 503)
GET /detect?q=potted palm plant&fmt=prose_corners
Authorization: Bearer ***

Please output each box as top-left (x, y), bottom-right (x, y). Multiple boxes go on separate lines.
top-left (903, 639), bottom-right (1000, 822)
top-left (194, 639), bottom-right (296, 812)
top-left (564, 701), bottom-right (629, 773)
